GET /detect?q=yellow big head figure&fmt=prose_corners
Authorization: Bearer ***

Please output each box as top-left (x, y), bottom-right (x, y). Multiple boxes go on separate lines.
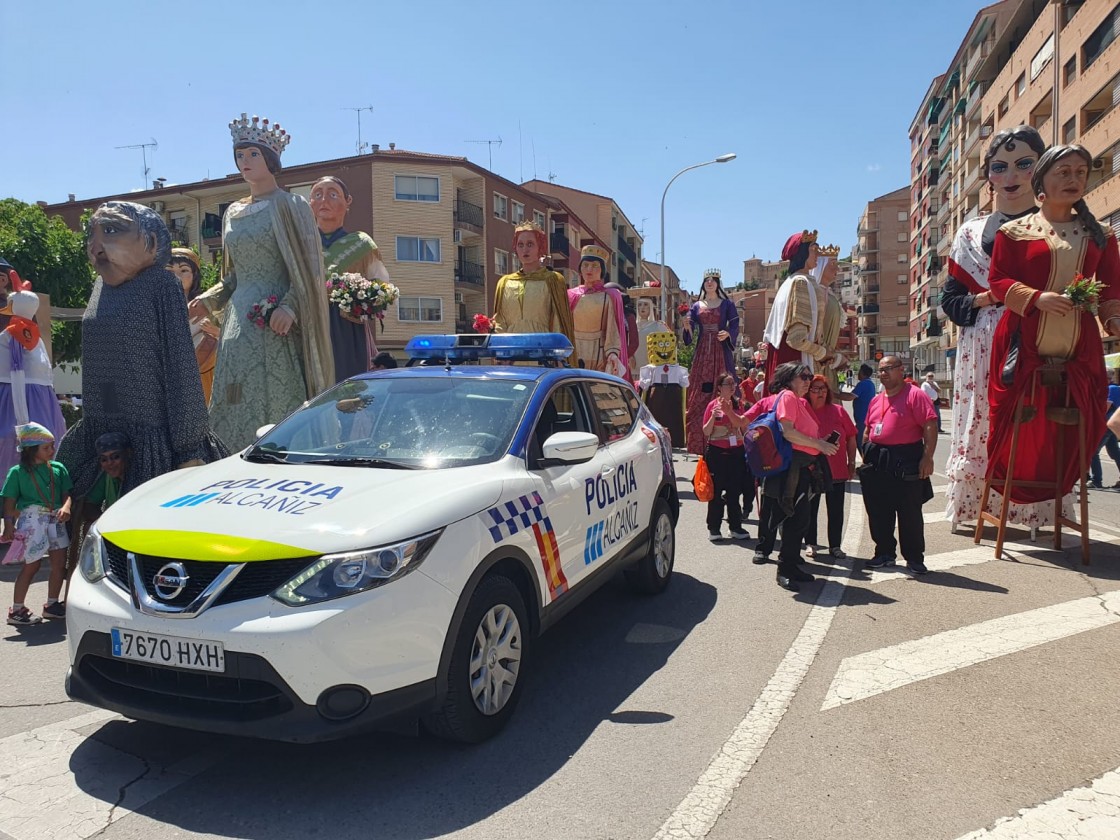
top-left (647, 331), bottom-right (678, 366)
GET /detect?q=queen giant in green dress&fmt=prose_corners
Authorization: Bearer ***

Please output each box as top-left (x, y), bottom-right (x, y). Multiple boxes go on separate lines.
top-left (191, 115), bottom-right (334, 451)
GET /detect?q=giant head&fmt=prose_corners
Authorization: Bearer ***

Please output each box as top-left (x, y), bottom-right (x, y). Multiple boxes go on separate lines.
top-left (86, 201), bottom-right (171, 286)
top-left (647, 331), bottom-right (678, 366)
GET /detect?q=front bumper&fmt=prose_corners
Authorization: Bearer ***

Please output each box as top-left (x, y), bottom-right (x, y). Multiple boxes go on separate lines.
top-left (65, 564), bottom-right (458, 742)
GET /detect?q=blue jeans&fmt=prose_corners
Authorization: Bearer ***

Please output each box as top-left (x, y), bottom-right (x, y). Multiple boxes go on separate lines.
top-left (1091, 430), bottom-right (1120, 485)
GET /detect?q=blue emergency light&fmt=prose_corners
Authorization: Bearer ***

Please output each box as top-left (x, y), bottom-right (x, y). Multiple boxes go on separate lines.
top-left (405, 333), bottom-right (574, 362)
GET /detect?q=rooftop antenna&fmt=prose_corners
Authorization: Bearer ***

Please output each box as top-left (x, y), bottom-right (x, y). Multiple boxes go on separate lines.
top-left (640, 217), bottom-right (648, 238)
top-left (547, 158), bottom-right (557, 184)
top-left (342, 105), bottom-right (374, 154)
top-left (466, 137), bottom-right (502, 170)
top-left (532, 139), bottom-right (537, 180)
top-left (115, 138), bottom-right (158, 190)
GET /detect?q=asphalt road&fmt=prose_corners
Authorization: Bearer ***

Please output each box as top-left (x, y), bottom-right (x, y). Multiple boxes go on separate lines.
top-left (3, 445), bottom-right (1120, 840)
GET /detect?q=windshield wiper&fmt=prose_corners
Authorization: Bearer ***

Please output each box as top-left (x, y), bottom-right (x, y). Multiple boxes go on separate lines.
top-left (302, 456), bottom-right (418, 469)
top-left (244, 450), bottom-right (289, 464)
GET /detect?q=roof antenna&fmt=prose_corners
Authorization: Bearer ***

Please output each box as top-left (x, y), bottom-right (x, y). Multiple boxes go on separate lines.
top-left (342, 105), bottom-right (374, 154)
top-left (115, 138), bottom-right (158, 190)
top-left (465, 137), bottom-right (503, 170)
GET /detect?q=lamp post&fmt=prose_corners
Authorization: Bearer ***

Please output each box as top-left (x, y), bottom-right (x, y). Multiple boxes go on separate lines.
top-left (660, 153), bottom-right (737, 323)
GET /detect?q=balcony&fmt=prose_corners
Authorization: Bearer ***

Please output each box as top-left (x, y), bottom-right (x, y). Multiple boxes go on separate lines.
top-left (864, 283), bottom-right (880, 293)
top-left (965, 39), bottom-right (990, 80)
top-left (858, 304), bottom-right (880, 314)
top-left (453, 199), bottom-right (484, 235)
top-left (454, 259), bottom-right (485, 287)
top-left (549, 230), bottom-right (570, 260)
top-left (168, 224), bottom-right (190, 246)
top-left (961, 164), bottom-right (981, 196)
top-left (861, 264), bottom-right (879, 274)
top-left (617, 235), bottom-right (637, 265)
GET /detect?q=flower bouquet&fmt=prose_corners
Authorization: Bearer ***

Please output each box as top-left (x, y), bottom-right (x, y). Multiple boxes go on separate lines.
top-left (472, 313), bottom-right (495, 334)
top-left (1063, 273), bottom-right (1105, 314)
top-left (677, 303), bottom-right (690, 315)
top-left (326, 272), bottom-right (400, 332)
top-left (246, 295), bottom-right (280, 329)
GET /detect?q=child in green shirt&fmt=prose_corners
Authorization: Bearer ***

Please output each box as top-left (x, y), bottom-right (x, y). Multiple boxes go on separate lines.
top-left (2, 423), bottom-right (72, 625)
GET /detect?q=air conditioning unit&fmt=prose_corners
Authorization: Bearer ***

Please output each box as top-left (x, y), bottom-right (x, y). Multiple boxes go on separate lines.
top-left (149, 200), bottom-right (166, 213)
top-left (453, 230), bottom-right (463, 244)
top-left (454, 292), bottom-right (465, 305)
top-left (1093, 158), bottom-right (1105, 171)
top-left (611, 215), bottom-right (618, 230)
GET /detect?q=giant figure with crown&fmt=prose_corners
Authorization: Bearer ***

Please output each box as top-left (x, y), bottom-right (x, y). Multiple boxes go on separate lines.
top-left (188, 114), bottom-right (334, 451)
top-left (762, 230), bottom-right (834, 383)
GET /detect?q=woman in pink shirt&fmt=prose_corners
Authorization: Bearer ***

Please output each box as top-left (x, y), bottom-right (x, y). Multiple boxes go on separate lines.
top-left (752, 362), bottom-right (838, 592)
top-left (700, 373), bottom-right (750, 541)
top-left (804, 375), bottom-right (857, 560)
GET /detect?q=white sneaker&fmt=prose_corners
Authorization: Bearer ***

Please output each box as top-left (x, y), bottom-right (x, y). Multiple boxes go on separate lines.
top-left (708, 531), bottom-right (723, 542)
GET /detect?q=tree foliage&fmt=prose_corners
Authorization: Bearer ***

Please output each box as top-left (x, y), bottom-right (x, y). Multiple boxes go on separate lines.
top-left (0, 199), bottom-right (93, 365)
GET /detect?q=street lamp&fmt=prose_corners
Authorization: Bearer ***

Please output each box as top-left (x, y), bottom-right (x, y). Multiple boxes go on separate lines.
top-left (660, 153), bottom-right (737, 322)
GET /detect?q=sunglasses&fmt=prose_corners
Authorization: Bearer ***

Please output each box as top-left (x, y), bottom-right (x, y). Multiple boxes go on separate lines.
top-left (99, 453), bottom-right (123, 463)
top-left (797, 373), bottom-right (813, 381)
top-left (809, 385), bottom-right (828, 393)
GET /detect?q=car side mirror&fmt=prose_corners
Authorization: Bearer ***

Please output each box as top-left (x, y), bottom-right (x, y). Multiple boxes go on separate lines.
top-left (539, 431), bottom-right (599, 466)
top-left (255, 424), bottom-right (276, 439)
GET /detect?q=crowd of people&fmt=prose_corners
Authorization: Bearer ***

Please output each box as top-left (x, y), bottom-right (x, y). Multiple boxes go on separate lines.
top-left (681, 126), bottom-right (1120, 592)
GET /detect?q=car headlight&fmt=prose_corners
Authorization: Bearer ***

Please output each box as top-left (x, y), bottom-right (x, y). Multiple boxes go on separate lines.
top-left (78, 524), bottom-right (107, 583)
top-left (271, 531), bottom-right (441, 606)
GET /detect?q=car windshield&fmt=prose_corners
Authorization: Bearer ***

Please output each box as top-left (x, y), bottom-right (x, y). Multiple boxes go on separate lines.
top-left (247, 375), bottom-right (535, 468)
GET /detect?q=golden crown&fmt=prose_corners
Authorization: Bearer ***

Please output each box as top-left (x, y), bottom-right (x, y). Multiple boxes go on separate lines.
top-left (229, 113), bottom-right (291, 157)
top-left (818, 243), bottom-right (841, 257)
top-left (703, 268), bottom-right (721, 279)
top-left (802, 230), bottom-right (819, 244)
top-left (580, 244), bottom-right (610, 263)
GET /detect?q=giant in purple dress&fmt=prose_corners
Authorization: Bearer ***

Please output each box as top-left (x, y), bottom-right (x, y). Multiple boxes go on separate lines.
top-left (683, 269), bottom-right (739, 455)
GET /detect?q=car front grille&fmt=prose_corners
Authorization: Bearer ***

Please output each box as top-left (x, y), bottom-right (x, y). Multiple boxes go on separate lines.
top-left (103, 540), bottom-right (314, 608)
top-left (80, 652), bottom-right (293, 722)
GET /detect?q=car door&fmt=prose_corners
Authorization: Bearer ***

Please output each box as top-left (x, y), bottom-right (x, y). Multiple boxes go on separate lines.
top-left (524, 382), bottom-right (618, 601)
top-left (584, 379), bottom-right (661, 565)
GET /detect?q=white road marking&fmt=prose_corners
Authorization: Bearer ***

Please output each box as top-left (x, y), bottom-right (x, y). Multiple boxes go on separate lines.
top-left (651, 491), bottom-right (865, 840)
top-left (0, 708), bottom-right (226, 840)
top-left (821, 590), bottom-right (1120, 711)
top-left (955, 764), bottom-right (1120, 838)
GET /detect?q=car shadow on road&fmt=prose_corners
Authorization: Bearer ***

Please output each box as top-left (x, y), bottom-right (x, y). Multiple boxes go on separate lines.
top-left (69, 571), bottom-right (717, 839)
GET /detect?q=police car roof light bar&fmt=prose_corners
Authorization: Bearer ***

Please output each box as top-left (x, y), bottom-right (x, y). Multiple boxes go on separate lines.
top-left (405, 333), bottom-right (574, 363)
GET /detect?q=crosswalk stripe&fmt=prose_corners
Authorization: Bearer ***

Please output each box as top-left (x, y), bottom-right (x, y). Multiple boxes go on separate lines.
top-left (651, 489), bottom-right (868, 840)
top-left (953, 764), bottom-right (1120, 838)
top-left (821, 590), bottom-right (1120, 711)
top-left (0, 709), bottom-right (226, 840)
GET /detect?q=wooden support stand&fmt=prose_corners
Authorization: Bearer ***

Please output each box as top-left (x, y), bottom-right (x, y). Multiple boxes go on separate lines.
top-left (973, 363), bottom-right (1090, 564)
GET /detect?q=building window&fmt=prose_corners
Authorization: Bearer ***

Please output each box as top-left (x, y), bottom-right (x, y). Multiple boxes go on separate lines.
top-left (897, 253), bottom-right (907, 264)
top-left (511, 201), bottom-right (525, 224)
top-left (1063, 116), bottom-right (1077, 144)
top-left (1015, 73), bottom-right (1026, 98)
top-left (896, 316), bottom-right (909, 327)
top-left (396, 236), bottom-right (441, 263)
top-left (1063, 56), bottom-right (1077, 88)
top-left (495, 249), bottom-right (509, 275)
top-left (897, 210), bottom-right (907, 222)
top-left (1084, 7), bottom-right (1120, 70)
top-left (533, 210), bottom-right (546, 229)
top-left (898, 274), bottom-right (908, 285)
top-left (998, 95), bottom-right (1009, 118)
top-left (493, 193), bottom-right (508, 220)
top-left (394, 175), bottom-right (440, 202)
top-left (897, 295), bottom-right (907, 306)
top-left (896, 231), bottom-right (907, 242)
top-left (398, 296), bottom-right (443, 322)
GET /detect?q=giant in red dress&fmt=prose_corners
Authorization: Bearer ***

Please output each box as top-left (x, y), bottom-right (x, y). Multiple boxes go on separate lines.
top-left (986, 211), bottom-right (1120, 503)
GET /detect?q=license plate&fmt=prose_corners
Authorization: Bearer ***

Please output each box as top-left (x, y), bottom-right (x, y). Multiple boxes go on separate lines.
top-left (110, 628), bottom-right (225, 673)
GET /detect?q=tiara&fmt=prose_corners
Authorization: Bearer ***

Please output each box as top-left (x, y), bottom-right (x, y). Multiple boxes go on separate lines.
top-left (229, 113), bottom-right (291, 157)
top-left (514, 220), bottom-right (545, 234)
top-left (703, 268), bottom-right (721, 279)
top-left (818, 243), bottom-right (840, 257)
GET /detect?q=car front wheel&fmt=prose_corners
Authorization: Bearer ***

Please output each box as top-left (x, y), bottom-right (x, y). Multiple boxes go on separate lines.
top-left (423, 574), bottom-right (529, 743)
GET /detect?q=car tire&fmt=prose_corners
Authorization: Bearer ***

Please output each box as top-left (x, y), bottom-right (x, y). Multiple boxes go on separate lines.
top-left (423, 574), bottom-right (529, 743)
top-left (626, 497), bottom-right (675, 595)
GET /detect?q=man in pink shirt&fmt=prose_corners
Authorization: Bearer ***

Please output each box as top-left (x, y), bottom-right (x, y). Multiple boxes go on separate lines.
top-left (860, 356), bottom-right (938, 575)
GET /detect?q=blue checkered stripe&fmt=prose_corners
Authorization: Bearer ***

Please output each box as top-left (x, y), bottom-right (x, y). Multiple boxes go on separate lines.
top-left (583, 522), bottom-right (605, 565)
top-left (486, 492), bottom-right (546, 543)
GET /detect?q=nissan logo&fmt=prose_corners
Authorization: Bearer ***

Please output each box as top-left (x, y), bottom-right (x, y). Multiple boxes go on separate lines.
top-left (153, 562), bottom-right (189, 601)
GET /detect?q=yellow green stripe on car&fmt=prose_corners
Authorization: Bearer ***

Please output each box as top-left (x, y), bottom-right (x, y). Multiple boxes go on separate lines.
top-left (101, 530), bottom-right (319, 562)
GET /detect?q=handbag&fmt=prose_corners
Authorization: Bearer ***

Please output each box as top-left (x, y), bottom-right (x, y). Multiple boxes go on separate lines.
top-left (692, 456), bottom-right (715, 502)
top-left (1000, 325), bottom-right (1021, 387)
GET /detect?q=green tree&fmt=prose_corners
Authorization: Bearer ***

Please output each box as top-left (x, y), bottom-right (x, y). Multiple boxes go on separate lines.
top-left (0, 199), bottom-right (93, 365)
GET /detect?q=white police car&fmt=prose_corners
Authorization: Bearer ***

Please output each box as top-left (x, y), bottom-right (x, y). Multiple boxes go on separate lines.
top-left (66, 334), bottom-right (678, 743)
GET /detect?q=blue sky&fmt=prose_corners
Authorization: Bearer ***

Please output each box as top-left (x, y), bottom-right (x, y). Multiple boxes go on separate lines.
top-left (1, 0), bottom-right (987, 293)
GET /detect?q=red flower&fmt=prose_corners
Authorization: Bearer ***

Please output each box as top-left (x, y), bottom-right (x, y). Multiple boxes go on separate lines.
top-left (472, 313), bottom-right (495, 334)
top-left (677, 303), bottom-right (689, 315)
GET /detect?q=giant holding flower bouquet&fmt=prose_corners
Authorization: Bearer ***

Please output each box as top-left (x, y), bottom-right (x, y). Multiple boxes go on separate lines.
top-left (326, 272), bottom-right (400, 332)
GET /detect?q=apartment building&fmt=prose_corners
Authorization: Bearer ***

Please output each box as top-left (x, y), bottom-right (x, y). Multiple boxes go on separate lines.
top-left (42, 148), bottom-right (640, 352)
top-left (908, 0), bottom-right (1120, 381)
top-left (855, 187), bottom-right (912, 364)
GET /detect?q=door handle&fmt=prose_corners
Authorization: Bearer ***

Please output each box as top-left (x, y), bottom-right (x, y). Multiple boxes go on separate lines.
top-left (600, 467), bottom-right (615, 477)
